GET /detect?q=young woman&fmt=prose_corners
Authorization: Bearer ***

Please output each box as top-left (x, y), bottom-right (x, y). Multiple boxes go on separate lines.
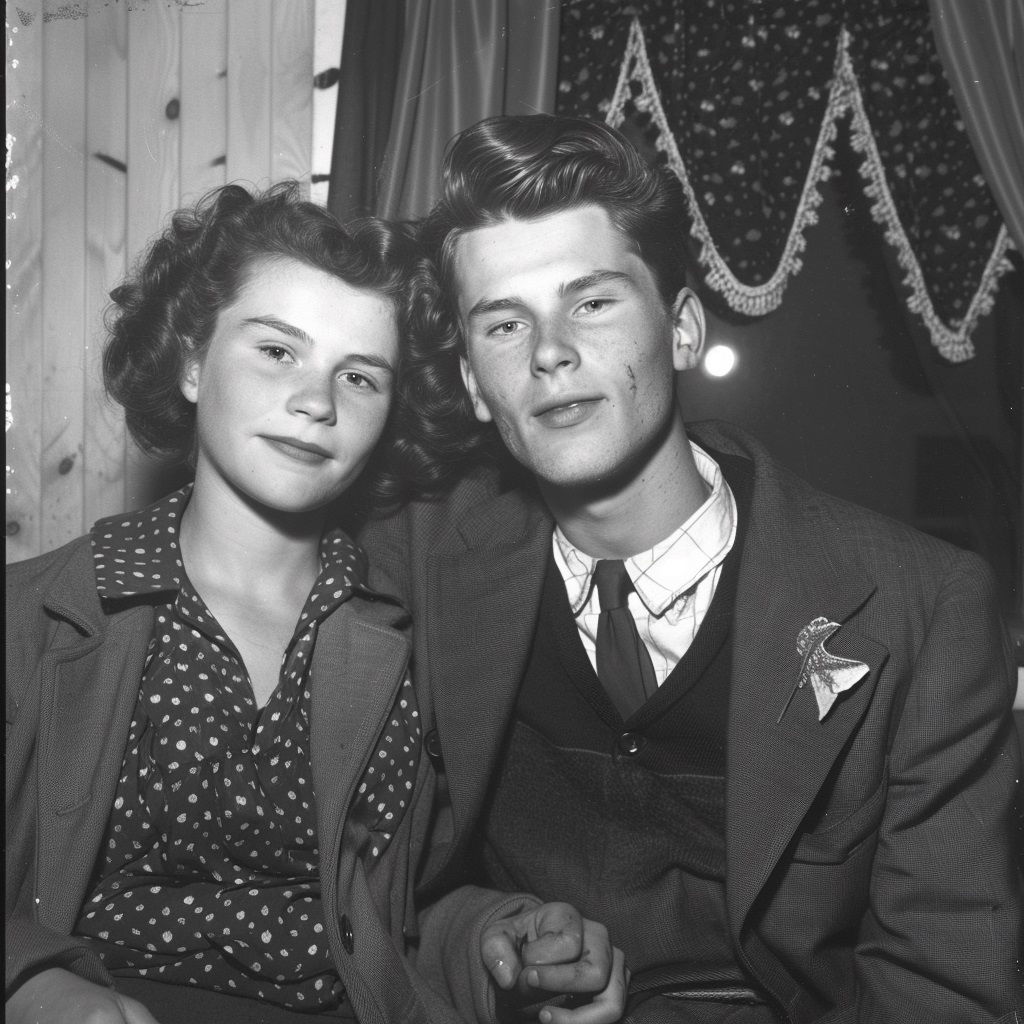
top-left (4, 183), bottom-right (459, 1024)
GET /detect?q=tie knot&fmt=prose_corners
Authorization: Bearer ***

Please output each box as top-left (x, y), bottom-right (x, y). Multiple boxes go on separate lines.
top-left (593, 559), bottom-right (633, 611)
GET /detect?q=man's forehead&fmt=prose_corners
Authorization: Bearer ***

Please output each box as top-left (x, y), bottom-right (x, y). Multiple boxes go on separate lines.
top-left (450, 205), bottom-right (640, 298)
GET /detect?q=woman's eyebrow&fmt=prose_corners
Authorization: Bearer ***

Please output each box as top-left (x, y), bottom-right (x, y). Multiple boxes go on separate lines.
top-left (241, 315), bottom-right (315, 346)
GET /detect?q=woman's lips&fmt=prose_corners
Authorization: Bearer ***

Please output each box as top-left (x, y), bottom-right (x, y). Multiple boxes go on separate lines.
top-left (262, 436), bottom-right (331, 463)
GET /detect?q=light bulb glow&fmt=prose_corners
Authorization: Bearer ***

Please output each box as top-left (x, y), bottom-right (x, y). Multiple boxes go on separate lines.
top-left (704, 344), bottom-right (737, 377)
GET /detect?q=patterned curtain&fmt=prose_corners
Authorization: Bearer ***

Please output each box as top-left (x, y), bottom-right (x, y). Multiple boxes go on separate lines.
top-left (557, 0), bottom-right (1016, 362)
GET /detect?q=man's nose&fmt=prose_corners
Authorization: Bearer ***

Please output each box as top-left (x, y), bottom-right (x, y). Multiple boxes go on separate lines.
top-left (530, 323), bottom-right (579, 376)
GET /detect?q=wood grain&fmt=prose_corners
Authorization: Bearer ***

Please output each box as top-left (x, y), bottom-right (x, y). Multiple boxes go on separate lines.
top-left (272, 0), bottom-right (315, 192)
top-left (181, 0), bottom-right (228, 204)
top-left (5, 3), bottom-right (44, 563)
top-left (227, 0), bottom-right (273, 189)
top-left (40, 13), bottom-right (88, 551)
top-left (84, 0), bottom-right (129, 526)
top-left (125, 0), bottom-right (181, 512)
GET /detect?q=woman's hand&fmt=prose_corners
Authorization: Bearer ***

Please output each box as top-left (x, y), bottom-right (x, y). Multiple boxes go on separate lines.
top-left (481, 901), bottom-right (629, 1023)
top-left (5, 967), bottom-right (160, 1024)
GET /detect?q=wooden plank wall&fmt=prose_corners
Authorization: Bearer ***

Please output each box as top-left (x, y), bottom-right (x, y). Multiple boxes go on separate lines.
top-left (6, 0), bottom-right (318, 563)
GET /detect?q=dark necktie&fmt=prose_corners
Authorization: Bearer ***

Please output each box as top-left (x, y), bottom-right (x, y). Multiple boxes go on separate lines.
top-left (593, 559), bottom-right (658, 720)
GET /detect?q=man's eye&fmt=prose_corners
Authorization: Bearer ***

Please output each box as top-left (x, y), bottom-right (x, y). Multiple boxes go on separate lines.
top-left (581, 299), bottom-right (607, 313)
top-left (492, 321), bottom-right (520, 336)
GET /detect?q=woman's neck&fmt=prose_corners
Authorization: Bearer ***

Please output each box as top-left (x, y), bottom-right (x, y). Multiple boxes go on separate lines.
top-left (179, 468), bottom-right (326, 603)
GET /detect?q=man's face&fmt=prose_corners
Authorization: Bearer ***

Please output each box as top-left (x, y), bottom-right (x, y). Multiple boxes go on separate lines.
top-left (455, 204), bottom-right (703, 492)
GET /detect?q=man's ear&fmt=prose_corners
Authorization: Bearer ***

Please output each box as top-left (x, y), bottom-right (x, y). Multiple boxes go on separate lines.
top-left (459, 355), bottom-right (494, 423)
top-left (670, 287), bottom-right (706, 372)
top-left (180, 353), bottom-right (200, 405)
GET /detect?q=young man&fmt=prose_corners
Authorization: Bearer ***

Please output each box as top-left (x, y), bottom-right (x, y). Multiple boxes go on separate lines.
top-left (361, 115), bottom-right (1022, 1023)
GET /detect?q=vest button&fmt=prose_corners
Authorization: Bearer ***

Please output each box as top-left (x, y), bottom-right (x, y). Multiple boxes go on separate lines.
top-left (617, 731), bottom-right (643, 756)
top-left (341, 914), bottom-right (354, 954)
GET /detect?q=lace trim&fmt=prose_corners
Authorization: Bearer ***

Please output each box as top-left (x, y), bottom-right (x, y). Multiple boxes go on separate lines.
top-left (607, 20), bottom-right (1013, 360)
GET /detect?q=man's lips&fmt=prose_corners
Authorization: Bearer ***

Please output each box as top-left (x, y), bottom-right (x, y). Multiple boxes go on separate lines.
top-left (531, 396), bottom-right (604, 427)
top-left (262, 435), bottom-right (332, 462)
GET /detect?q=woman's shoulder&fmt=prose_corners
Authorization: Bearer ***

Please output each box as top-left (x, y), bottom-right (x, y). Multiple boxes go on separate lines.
top-left (7, 532), bottom-right (95, 593)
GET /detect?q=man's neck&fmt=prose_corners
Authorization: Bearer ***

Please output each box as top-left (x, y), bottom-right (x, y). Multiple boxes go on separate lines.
top-left (540, 418), bottom-right (709, 560)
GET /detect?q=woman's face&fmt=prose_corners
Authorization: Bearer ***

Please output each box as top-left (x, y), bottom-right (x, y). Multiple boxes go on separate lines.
top-left (181, 257), bottom-right (400, 516)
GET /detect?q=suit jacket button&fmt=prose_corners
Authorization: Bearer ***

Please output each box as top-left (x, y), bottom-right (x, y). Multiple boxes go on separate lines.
top-left (341, 914), bottom-right (354, 954)
top-left (617, 731), bottom-right (642, 756)
top-left (424, 729), bottom-right (445, 770)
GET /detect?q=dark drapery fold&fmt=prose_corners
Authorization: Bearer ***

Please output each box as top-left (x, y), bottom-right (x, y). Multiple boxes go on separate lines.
top-left (929, 0), bottom-right (1024, 253)
top-left (375, 0), bottom-right (560, 221)
top-left (327, 1), bottom-right (405, 225)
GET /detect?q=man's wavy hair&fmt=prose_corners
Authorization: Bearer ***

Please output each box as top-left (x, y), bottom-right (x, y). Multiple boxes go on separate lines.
top-left (103, 180), bottom-right (445, 509)
top-left (412, 114), bottom-right (691, 487)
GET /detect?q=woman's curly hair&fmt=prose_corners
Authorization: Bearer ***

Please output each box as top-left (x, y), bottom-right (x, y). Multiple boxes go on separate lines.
top-left (103, 180), bottom-right (446, 507)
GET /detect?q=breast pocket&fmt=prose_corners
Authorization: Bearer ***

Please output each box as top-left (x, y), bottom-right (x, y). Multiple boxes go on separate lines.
top-left (789, 769), bottom-right (888, 865)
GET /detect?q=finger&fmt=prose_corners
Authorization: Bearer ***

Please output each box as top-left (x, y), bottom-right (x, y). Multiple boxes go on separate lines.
top-left (521, 903), bottom-right (586, 966)
top-left (521, 918), bottom-right (611, 993)
top-left (539, 947), bottom-right (628, 1024)
top-left (480, 925), bottom-right (525, 990)
top-left (116, 995), bottom-right (162, 1024)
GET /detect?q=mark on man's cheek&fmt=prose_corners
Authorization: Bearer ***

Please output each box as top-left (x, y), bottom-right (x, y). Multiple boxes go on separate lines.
top-left (626, 364), bottom-right (638, 395)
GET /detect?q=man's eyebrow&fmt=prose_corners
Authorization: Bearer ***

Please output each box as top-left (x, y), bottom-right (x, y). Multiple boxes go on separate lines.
top-left (558, 270), bottom-right (633, 296)
top-left (464, 296), bottom-right (525, 325)
top-left (464, 271), bottom-right (634, 324)
top-left (242, 315), bottom-right (394, 374)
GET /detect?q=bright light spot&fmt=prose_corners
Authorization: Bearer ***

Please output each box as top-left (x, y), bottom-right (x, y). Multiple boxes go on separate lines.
top-left (704, 345), bottom-right (737, 377)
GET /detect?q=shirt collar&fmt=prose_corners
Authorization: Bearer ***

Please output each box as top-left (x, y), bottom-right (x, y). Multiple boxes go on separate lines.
top-left (91, 484), bottom-right (368, 602)
top-left (552, 443), bottom-right (738, 617)
top-left (91, 486), bottom-right (191, 598)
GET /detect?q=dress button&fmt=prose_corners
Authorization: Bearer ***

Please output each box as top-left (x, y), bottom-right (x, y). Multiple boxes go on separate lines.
top-left (617, 731), bottom-right (643, 756)
top-left (424, 729), bottom-right (444, 769)
top-left (341, 914), bottom-right (354, 954)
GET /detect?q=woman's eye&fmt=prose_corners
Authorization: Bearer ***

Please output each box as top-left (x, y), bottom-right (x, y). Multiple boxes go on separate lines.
top-left (341, 371), bottom-right (374, 390)
top-left (259, 344), bottom-right (292, 362)
top-left (491, 321), bottom-right (520, 336)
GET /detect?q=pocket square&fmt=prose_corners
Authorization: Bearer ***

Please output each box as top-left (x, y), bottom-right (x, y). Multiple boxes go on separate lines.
top-left (796, 616), bottom-right (870, 721)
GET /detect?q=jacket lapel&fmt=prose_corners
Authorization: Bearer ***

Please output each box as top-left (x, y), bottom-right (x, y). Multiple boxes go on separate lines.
top-left (309, 598), bottom-right (411, 893)
top-left (425, 488), bottom-right (552, 840)
top-left (34, 549), bottom-right (152, 933)
top-left (725, 462), bottom-right (888, 938)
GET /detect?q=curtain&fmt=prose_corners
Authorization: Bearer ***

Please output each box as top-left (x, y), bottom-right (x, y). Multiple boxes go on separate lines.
top-left (376, 0), bottom-right (561, 221)
top-left (929, 0), bottom-right (1024, 253)
top-left (558, 0), bottom-right (1016, 362)
top-left (327, 2), bottom-right (405, 224)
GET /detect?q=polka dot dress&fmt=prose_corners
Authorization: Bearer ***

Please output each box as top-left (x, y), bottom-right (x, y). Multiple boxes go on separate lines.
top-left (74, 487), bottom-right (421, 1012)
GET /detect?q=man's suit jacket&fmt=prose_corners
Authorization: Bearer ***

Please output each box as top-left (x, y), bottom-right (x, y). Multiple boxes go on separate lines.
top-left (359, 420), bottom-right (1023, 1024)
top-left (5, 531), bottom-right (472, 1024)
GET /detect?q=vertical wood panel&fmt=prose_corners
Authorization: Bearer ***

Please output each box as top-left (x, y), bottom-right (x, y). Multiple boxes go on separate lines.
top-left (181, 0), bottom-right (228, 203)
top-left (5, 4), bottom-right (44, 563)
top-left (125, 2), bottom-right (181, 512)
top-left (227, 0), bottom-right (273, 188)
top-left (40, 14), bottom-right (88, 551)
top-left (310, 0), bottom-right (346, 206)
top-left (272, 0), bottom-right (314, 191)
top-left (84, 0), bottom-right (129, 526)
